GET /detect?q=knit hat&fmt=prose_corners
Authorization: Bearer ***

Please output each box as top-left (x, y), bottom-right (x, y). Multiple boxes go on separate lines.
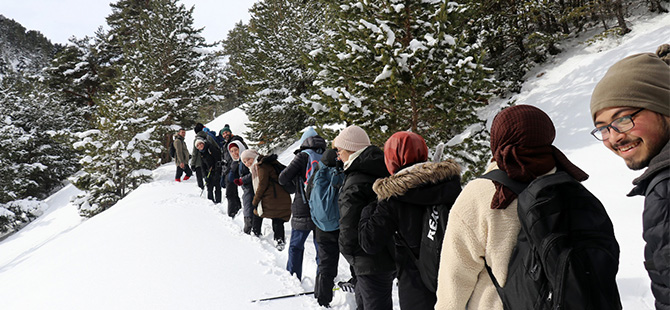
top-left (240, 149), bottom-right (259, 162)
top-left (194, 123), bottom-right (204, 134)
top-left (220, 124), bottom-right (232, 136)
top-left (333, 125), bottom-right (371, 152)
top-left (194, 138), bottom-right (205, 147)
top-left (590, 48), bottom-right (670, 120)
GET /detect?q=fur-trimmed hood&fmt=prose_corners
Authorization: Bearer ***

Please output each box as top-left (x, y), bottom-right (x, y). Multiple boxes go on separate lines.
top-left (373, 160), bottom-right (461, 201)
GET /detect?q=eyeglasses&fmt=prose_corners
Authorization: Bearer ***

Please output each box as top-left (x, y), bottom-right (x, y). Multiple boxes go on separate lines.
top-left (590, 108), bottom-right (644, 141)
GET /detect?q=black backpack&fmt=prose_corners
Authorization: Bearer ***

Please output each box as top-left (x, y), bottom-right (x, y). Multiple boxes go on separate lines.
top-left (480, 170), bottom-right (622, 310)
top-left (396, 202), bottom-right (452, 293)
top-left (169, 141), bottom-right (176, 158)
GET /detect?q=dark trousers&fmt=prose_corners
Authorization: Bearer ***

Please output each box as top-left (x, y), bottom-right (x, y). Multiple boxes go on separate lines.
top-left (251, 214), bottom-right (263, 236)
top-left (314, 228), bottom-right (340, 306)
top-left (272, 218), bottom-right (285, 242)
top-left (225, 179), bottom-right (241, 217)
top-left (396, 250), bottom-right (436, 310)
top-left (194, 166), bottom-right (204, 189)
top-left (355, 272), bottom-right (394, 310)
top-left (287, 229), bottom-right (318, 280)
top-left (206, 169), bottom-right (222, 203)
top-left (175, 164), bottom-right (192, 180)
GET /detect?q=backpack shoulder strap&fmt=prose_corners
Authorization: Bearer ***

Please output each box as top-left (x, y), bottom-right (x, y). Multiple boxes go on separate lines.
top-left (479, 170), bottom-right (529, 195)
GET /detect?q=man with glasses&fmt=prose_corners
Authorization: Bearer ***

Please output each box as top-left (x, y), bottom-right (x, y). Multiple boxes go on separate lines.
top-left (590, 45), bottom-right (669, 310)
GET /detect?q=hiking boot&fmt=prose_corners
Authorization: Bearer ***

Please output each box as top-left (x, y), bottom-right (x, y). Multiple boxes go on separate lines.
top-left (183, 175), bottom-right (191, 181)
top-left (274, 239), bottom-right (285, 251)
top-left (175, 178), bottom-right (181, 182)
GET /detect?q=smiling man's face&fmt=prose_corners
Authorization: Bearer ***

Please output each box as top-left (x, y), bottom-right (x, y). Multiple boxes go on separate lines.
top-left (594, 107), bottom-right (670, 170)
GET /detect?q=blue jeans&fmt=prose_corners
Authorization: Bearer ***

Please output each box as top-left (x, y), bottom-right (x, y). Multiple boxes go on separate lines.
top-left (286, 229), bottom-right (319, 280)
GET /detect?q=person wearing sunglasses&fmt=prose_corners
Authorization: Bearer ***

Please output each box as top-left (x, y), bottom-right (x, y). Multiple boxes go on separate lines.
top-left (590, 44), bottom-right (670, 310)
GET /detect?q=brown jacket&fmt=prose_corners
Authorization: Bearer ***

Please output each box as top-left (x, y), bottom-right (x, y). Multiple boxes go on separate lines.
top-left (251, 154), bottom-right (292, 221)
top-left (174, 134), bottom-right (190, 166)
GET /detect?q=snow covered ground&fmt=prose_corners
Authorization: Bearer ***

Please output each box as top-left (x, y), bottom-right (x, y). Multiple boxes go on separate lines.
top-left (0, 12), bottom-right (668, 309)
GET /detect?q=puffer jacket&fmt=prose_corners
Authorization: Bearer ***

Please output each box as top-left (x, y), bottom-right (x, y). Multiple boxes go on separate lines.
top-left (359, 160), bottom-right (462, 257)
top-left (338, 145), bottom-right (394, 275)
top-left (252, 154), bottom-right (292, 221)
top-left (629, 140), bottom-right (670, 310)
top-left (279, 134), bottom-right (327, 231)
top-left (173, 134), bottom-right (190, 166)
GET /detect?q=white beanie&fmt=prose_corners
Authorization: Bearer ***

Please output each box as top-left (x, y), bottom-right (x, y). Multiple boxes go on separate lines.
top-left (240, 149), bottom-right (259, 161)
top-left (333, 125), bottom-right (371, 152)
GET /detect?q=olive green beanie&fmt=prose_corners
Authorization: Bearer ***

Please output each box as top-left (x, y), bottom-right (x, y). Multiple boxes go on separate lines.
top-left (590, 49), bottom-right (670, 121)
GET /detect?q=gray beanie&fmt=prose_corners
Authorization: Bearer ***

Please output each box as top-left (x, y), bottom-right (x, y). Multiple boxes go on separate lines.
top-left (333, 125), bottom-right (371, 152)
top-left (590, 48), bottom-right (670, 120)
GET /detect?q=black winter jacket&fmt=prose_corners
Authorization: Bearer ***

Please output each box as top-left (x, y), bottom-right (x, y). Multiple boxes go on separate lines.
top-left (629, 140), bottom-right (670, 310)
top-left (359, 160), bottom-right (461, 258)
top-left (337, 145), bottom-right (394, 275)
top-left (200, 142), bottom-right (221, 177)
top-left (279, 135), bottom-right (327, 231)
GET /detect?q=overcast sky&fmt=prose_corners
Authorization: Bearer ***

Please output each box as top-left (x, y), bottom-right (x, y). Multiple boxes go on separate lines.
top-left (0, 0), bottom-right (257, 45)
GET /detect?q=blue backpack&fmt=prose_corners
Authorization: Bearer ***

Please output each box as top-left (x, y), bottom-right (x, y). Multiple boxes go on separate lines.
top-left (308, 162), bottom-right (344, 232)
top-left (302, 149), bottom-right (323, 185)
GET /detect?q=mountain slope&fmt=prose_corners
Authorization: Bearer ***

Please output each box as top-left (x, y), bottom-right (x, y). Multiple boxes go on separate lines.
top-left (0, 13), bottom-right (668, 309)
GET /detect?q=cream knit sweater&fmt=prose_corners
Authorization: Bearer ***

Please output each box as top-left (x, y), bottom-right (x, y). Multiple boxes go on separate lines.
top-left (435, 162), bottom-right (556, 309)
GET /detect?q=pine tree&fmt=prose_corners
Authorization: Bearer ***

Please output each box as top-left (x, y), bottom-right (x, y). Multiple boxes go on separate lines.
top-left (71, 0), bottom-right (223, 216)
top-left (223, 0), bottom-right (327, 151)
top-left (308, 0), bottom-right (496, 178)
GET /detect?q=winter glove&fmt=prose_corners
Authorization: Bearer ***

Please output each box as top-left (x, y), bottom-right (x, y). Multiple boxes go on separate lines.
top-left (337, 279), bottom-right (356, 293)
top-left (233, 178), bottom-right (243, 186)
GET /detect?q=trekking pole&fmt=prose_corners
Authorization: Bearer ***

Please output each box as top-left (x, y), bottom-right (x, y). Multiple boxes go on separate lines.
top-left (200, 168), bottom-right (212, 197)
top-left (251, 287), bottom-right (342, 303)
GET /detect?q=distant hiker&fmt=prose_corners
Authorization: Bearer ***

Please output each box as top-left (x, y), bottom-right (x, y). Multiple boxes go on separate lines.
top-left (173, 128), bottom-right (192, 182)
top-left (227, 140), bottom-right (258, 235)
top-left (589, 45), bottom-right (670, 310)
top-left (359, 131), bottom-right (461, 310)
top-left (191, 123), bottom-right (218, 190)
top-left (305, 148), bottom-right (345, 307)
top-left (278, 127), bottom-right (326, 280)
top-left (195, 138), bottom-right (222, 204)
top-left (241, 149), bottom-right (292, 251)
top-left (334, 125), bottom-right (394, 310)
top-left (435, 105), bottom-right (619, 310)
top-left (218, 124), bottom-right (248, 218)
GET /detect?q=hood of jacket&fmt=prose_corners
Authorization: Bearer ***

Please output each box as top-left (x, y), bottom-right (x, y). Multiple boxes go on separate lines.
top-left (346, 145), bottom-right (389, 179)
top-left (373, 160), bottom-right (461, 201)
top-left (228, 140), bottom-right (247, 161)
top-left (258, 153), bottom-right (279, 165)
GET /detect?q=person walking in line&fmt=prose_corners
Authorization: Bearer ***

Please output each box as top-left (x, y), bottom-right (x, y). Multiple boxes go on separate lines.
top-left (305, 148), bottom-right (346, 307)
top-left (241, 149), bottom-right (292, 251)
top-left (589, 45), bottom-right (670, 310)
top-left (195, 138), bottom-right (222, 204)
top-left (279, 127), bottom-right (327, 281)
top-left (228, 140), bottom-right (259, 235)
top-left (334, 125), bottom-right (394, 310)
top-left (219, 124), bottom-right (248, 218)
top-left (191, 123), bottom-right (217, 190)
top-left (359, 131), bottom-right (462, 310)
top-left (173, 128), bottom-right (192, 182)
top-left (435, 105), bottom-right (593, 309)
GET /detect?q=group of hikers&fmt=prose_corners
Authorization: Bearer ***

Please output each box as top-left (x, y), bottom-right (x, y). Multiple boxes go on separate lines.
top-left (169, 47), bottom-right (669, 309)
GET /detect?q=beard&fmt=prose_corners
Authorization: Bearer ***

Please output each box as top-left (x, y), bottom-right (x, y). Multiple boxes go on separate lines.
top-left (626, 116), bottom-right (670, 170)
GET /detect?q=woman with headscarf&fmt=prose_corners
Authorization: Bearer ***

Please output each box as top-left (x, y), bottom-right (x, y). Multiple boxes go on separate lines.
top-left (435, 105), bottom-right (589, 310)
top-left (359, 131), bottom-right (462, 310)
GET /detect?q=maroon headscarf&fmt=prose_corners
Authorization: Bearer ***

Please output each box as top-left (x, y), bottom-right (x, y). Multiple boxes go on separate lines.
top-left (489, 105), bottom-right (588, 209)
top-left (384, 131), bottom-right (429, 175)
